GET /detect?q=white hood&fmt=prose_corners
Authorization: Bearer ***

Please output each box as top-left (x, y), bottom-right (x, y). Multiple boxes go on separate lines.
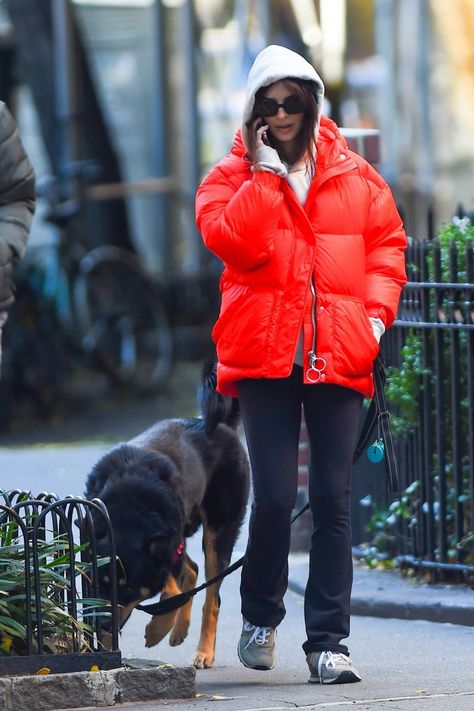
top-left (241, 45), bottom-right (325, 151)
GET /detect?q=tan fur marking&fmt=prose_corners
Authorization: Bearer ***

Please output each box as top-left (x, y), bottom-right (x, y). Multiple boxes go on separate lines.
top-left (120, 600), bottom-right (140, 626)
top-left (192, 527), bottom-right (222, 669)
top-left (145, 574), bottom-right (181, 648)
top-left (169, 555), bottom-right (198, 646)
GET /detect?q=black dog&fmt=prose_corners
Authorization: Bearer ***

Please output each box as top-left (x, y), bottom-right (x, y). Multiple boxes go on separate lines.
top-left (84, 361), bottom-right (249, 668)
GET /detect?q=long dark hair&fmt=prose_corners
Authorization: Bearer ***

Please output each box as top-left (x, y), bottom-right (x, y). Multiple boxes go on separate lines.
top-left (246, 78), bottom-right (319, 174)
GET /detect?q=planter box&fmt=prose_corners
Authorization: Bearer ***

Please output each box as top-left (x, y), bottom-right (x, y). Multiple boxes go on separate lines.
top-left (0, 650), bottom-right (121, 677)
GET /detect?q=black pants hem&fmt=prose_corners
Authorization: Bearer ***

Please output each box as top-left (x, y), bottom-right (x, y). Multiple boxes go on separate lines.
top-left (303, 641), bottom-right (350, 656)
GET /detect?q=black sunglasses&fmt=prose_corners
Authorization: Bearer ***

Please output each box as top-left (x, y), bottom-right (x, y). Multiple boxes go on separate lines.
top-left (257, 95), bottom-right (305, 117)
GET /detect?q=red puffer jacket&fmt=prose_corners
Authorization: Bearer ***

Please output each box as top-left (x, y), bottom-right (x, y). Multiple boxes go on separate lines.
top-left (196, 116), bottom-right (407, 398)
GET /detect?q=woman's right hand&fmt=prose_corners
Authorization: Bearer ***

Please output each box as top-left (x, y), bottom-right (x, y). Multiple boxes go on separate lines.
top-left (254, 118), bottom-right (270, 149)
top-left (252, 119), bottom-right (287, 177)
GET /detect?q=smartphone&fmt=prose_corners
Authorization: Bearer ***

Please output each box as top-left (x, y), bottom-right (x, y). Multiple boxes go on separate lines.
top-left (259, 119), bottom-right (270, 146)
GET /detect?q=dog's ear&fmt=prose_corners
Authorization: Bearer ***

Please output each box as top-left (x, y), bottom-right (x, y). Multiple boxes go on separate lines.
top-left (147, 534), bottom-right (172, 559)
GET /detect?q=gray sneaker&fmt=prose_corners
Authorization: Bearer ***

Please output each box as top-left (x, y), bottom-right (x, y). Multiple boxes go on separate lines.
top-left (237, 619), bottom-right (276, 670)
top-left (306, 650), bottom-right (361, 684)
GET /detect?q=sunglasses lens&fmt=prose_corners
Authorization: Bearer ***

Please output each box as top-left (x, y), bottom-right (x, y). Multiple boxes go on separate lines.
top-left (260, 99), bottom-right (279, 116)
top-left (259, 96), bottom-right (305, 116)
top-left (284, 96), bottom-right (305, 114)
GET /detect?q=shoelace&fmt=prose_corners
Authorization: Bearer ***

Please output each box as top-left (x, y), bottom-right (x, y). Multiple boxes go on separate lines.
top-left (317, 651), bottom-right (352, 683)
top-left (243, 623), bottom-right (272, 649)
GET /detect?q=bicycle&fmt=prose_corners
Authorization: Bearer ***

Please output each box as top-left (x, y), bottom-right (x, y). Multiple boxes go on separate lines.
top-left (1, 162), bottom-right (173, 421)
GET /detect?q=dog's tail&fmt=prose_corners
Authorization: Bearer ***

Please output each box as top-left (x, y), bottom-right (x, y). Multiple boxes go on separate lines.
top-left (198, 357), bottom-right (240, 436)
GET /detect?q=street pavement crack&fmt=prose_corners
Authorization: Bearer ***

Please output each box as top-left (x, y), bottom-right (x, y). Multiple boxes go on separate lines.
top-left (236, 689), bottom-right (474, 710)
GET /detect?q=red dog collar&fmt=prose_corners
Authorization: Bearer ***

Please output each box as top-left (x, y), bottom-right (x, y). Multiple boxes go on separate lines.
top-left (171, 538), bottom-right (185, 565)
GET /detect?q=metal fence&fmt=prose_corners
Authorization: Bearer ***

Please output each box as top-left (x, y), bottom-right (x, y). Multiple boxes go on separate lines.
top-left (381, 237), bottom-right (474, 578)
top-left (0, 491), bottom-right (121, 676)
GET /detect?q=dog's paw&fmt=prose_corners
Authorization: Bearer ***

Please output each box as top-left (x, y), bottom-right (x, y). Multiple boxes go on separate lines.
top-left (191, 650), bottom-right (215, 669)
top-left (144, 629), bottom-right (162, 648)
top-left (145, 617), bottom-right (171, 648)
top-left (169, 629), bottom-right (188, 647)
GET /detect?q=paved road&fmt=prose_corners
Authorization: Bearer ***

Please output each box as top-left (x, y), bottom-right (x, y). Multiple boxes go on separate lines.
top-left (0, 443), bottom-right (109, 498)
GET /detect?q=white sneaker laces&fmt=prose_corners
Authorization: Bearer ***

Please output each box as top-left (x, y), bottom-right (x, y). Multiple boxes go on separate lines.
top-left (243, 622), bottom-right (272, 649)
top-left (317, 651), bottom-right (352, 683)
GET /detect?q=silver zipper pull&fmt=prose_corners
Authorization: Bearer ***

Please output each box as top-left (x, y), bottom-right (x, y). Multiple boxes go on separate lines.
top-left (306, 352), bottom-right (327, 383)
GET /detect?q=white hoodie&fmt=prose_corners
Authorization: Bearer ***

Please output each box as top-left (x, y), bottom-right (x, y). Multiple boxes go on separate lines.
top-left (241, 44), bottom-right (325, 153)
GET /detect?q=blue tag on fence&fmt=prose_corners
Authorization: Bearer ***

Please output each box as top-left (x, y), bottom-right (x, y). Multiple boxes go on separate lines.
top-left (367, 440), bottom-right (385, 463)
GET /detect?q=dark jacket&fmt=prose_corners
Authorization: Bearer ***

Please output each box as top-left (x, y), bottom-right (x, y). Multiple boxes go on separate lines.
top-left (0, 101), bottom-right (36, 313)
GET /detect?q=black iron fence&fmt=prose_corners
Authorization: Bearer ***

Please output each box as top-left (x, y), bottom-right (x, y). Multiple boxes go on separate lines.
top-left (380, 237), bottom-right (474, 578)
top-left (0, 491), bottom-right (121, 676)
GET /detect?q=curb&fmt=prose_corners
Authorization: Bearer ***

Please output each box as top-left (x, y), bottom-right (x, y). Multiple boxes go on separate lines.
top-left (0, 659), bottom-right (195, 711)
top-left (288, 570), bottom-right (474, 629)
top-left (349, 595), bottom-right (474, 626)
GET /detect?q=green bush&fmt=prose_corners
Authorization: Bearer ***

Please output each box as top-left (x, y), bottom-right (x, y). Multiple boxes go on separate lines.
top-left (0, 521), bottom-right (108, 656)
top-left (385, 330), bottom-right (431, 437)
top-left (430, 216), bottom-right (474, 282)
top-left (360, 481), bottom-right (420, 568)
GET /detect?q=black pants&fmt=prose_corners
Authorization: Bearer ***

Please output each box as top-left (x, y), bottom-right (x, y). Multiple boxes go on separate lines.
top-left (237, 366), bottom-right (363, 656)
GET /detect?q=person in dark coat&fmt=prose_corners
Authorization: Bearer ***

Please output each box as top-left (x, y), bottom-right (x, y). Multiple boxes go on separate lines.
top-left (0, 100), bottom-right (36, 372)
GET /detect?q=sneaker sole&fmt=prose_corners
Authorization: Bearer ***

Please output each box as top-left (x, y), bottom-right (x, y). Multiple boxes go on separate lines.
top-left (237, 645), bottom-right (275, 671)
top-left (308, 670), bottom-right (361, 684)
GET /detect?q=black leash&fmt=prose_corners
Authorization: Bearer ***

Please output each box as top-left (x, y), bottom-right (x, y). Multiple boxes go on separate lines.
top-left (136, 504), bottom-right (309, 617)
top-left (137, 355), bottom-right (398, 617)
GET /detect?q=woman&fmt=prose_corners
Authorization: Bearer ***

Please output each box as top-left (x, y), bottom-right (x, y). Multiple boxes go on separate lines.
top-left (195, 45), bottom-right (407, 684)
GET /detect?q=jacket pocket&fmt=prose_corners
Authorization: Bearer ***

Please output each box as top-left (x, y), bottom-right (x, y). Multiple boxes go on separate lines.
top-left (212, 284), bottom-right (274, 369)
top-left (332, 297), bottom-right (379, 377)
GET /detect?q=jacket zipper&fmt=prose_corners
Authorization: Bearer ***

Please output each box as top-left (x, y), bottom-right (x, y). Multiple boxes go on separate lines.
top-left (306, 275), bottom-right (326, 383)
top-left (308, 277), bottom-right (317, 367)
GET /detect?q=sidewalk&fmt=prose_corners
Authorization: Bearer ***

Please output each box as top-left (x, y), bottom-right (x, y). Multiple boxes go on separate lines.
top-left (289, 552), bottom-right (474, 628)
top-left (1, 363), bottom-right (474, 709)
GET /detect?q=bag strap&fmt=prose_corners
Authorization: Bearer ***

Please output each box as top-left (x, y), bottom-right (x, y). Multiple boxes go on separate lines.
top-left (352, 398), bottom-right (377, 464)
top-left (373, 355), bottom-right (399, 492)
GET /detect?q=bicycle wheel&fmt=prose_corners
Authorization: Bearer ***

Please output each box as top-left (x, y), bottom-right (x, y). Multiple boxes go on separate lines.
top-left (73, 246), bottom-right (173, 391)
